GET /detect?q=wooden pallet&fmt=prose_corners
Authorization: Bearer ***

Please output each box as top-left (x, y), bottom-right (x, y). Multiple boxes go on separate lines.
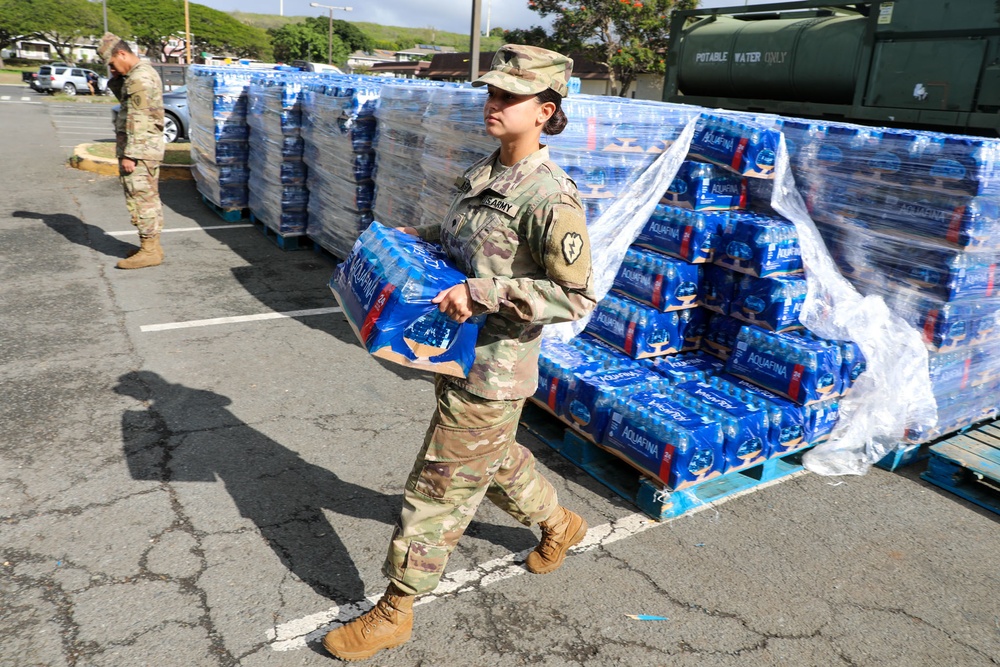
top-left (876, 443), bottom-right (930, 471)
top-left (250, 214), bottom-right (311, 251)
top-left (201, 195), bottom-right (249, 222)
top-left (520, 400), bottom-right (809, 521)
top-left (921, 421), bottom-right (1000, 516)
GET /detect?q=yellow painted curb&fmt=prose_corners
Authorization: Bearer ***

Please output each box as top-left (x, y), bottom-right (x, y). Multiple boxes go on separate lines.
top-left (68, 144), bottom-right (193, 181)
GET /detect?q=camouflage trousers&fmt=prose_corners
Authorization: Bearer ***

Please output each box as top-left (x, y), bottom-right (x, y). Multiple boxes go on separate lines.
top-left (383, 375), bottom-right (558, 595)
top-left (119, 159), bottom-right (163, 238)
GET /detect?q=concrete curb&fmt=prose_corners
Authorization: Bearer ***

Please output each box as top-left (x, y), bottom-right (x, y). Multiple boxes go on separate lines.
top-left (68, 144), bottom-right (193, 180)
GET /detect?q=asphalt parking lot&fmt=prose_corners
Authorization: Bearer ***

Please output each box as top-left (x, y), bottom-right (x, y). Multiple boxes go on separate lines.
top-left (1, 86), bottom-right (999, 667)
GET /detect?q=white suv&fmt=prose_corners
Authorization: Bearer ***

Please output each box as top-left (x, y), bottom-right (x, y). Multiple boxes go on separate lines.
top-left (36, 65), bottom-right (109, 96)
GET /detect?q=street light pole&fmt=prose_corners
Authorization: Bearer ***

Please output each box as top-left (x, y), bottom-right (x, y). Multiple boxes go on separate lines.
top-left (102, 0), bottom-right (108, 33)
top-left (310, 3), bottom-right (353, 66)
top-left (469, 0), bottom-right (482, 82)
top-left (184, 0), bottom-right (192, 64)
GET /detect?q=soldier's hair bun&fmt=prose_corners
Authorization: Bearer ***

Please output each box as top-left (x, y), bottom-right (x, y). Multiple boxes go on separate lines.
top-left (536, 89), bottom-right (568, 136)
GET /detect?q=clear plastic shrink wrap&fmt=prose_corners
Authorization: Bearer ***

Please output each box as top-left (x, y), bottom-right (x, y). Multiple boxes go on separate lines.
top-left (372, 82), bottom-right (448, 229)
top-left (302, 78), bottom-right (383, 257)
top-left (416, 86), bottom-right (495, 228)
top-left (188, 66), bottom-right (256, 209)
top-left (248, 72), bottom-right (320, 235)
top-left (783, 120), bottom-right (1000, 450)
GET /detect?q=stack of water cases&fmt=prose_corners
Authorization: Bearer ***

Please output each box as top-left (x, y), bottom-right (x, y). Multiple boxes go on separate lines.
top-left (785, 120), bottom-right (1000, 442)
top-left (247, 71), bottom-right (319, 236)
top-left (189, 66), bottom-right (256, 210)
top-left (416, 86), bottom-right (495, 229)
top-left (372, 81), bottom-right (448, 230)
top-left (548, 97), bottom-right (701, 223)
top-left (535, 111), bottom-right (866, 492)
top-left (301, 77), bottom-right (381, 257)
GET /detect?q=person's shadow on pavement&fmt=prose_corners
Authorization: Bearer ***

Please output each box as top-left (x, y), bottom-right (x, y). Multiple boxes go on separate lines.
top-left (114, 370), bottom-right (399, 602)
top-left (12, 210), bottom-right (136, 259)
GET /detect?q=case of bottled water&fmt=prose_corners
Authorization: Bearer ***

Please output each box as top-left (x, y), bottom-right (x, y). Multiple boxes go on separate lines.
top-left (634, 204), bottom-right (726, 264)
top-left (535, 335), bottom-right (638, 418)
top-left (642, 350), bottom-right (725, 385)
top-left (714, 212), bottom-right (803, 278)
top-left (661, 160), bottom-right (748, 211)
top-left (729, 273), bottom-right (807, 332)
top-left (328, 222), bottom-right (485, 377)
top-left (603, 389), bottom-right (725, 490)
top-left (689, 113), bottom-right (782, 179)
top-left (611, 247), bottom-right (703, 312)
top-left (585, 293), bottom-right (704, 359)
top-left (563, 365), bottom-right (662, 442)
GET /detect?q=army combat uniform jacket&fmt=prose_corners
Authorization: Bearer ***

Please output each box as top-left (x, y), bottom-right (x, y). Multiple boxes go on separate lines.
top-left (418, 146), bottom-right (597, 400)
top-left (109, 61), bottom-right (165, 161)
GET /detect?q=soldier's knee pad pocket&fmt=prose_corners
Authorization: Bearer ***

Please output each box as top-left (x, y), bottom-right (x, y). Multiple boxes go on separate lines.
top-left (412, 414), bottom-right (520, 501)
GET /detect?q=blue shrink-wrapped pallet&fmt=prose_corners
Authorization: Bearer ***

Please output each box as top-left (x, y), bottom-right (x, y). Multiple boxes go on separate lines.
top-left (247, 72), bottom-right (321, 235)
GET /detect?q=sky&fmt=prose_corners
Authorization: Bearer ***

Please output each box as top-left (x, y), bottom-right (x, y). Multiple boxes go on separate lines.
top-left (196, 0), bottom-right (775, 36)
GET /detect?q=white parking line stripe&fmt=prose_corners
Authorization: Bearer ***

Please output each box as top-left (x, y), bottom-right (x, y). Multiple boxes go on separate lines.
top-left (267, 471), bottom-right (806, 651)
top-left (140, 307), bottom-right (342, 332)
top-left (106, 224), bottom-right (253, 237)
top-left (0, 96), bottom-right (9, 100)
top-left (20, 97), bottom-right (30, 101)
top-left (58, 131), bottom-right (114, 135)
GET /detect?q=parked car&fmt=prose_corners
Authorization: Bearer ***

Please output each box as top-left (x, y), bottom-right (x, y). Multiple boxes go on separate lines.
top-left (289, 60), bottom-right (344, 74)
top-left (21, 70), bottom-right (39, 90)
top-left (35, 65), bottom-right (110, 96)
top-left (111, 85), bottom-right (189, 144)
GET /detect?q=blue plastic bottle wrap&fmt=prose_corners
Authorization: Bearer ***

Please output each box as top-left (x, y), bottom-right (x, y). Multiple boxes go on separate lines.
top-left (689, 113), bottom-right (782, 179)
top-left (535, 335), bottom-right (638, 417)
top-left (672, 380), bottom-right (771, 470)
top-left (726, 326), bottom-right (850, 405)
top-left (603, 389), bottom-right (725, 490)
top-left (702, 265), bottom-right (738, 315)
top-left (328, 222), bottom-right (485, 377)
top-left (730, 273), bottom-right (807, 332)
top-left (642, 350), bottom-right (726, 385)
top-left (714, 211), bottom-right (803, 277)
top-left (585, 293), bottom-right (704, 359)
top-left (564, 365), bottom-right (662, 442)
top-left (611, 247), bottom-right (702, 312)
top-left (662, 160), bottom-right (748, 211)
top-left (634, 204), bottom-right (724, 264)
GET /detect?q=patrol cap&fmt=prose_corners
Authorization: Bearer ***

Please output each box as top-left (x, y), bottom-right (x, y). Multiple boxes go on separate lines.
top-left (472, 44), bottom-right (574, 98)
top-left (97, 33), bottom-right (122, 63)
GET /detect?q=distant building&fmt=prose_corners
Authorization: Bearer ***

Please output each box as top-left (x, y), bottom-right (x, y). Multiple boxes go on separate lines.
top-left (1, 35), bottom-right (108, 64)
top-left (421, 51), bottom-right (663, 100)
top-left (347, 45), bottom-right (457, 78)
top-left (345, 49), bottom-right (397, 72)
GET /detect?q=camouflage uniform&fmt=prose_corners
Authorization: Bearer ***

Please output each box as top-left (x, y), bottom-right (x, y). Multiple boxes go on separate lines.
top-left (384, 131), bottom-right (597, 593)
top-left (101, 35), bottom-right (165, 239)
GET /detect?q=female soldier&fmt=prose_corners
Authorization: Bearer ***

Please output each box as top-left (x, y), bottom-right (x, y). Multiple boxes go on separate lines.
top-left (324, 45), bottom-right (597, 662)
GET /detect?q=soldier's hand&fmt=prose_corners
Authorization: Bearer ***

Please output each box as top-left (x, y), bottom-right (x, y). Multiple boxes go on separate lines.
top-left (396, 226), bottom-right (419, 236)
top-left (120, 157), bottom-right (136, 174)
top-left (432, 283), bottom-right (474, 323)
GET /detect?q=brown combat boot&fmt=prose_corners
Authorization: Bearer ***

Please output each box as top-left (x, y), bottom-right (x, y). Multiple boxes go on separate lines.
top-left (322, 583), bottom-right (414, 661)
top-left (117, 235), bottom-right (163, 269)
top-left (525, 506), bottom-right (587, 574)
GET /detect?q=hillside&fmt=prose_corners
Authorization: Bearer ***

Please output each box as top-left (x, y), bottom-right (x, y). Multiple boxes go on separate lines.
top-left (229, 11), bottom-right (506, 52)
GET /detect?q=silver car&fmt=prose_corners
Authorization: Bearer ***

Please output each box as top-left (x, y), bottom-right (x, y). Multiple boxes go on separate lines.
top-left (111, 85), bottom-right (189, 144)
top-left (36, 65), bottom-right (109, 96)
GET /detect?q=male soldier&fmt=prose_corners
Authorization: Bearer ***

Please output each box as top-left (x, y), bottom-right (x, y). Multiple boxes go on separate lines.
top-left (98, 33), bottom-right (166, 269)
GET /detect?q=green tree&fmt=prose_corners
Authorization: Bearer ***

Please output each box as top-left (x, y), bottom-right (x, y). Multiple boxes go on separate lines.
top-left (517, 0), bottom-right (696, 96)
top-left (108, 0), bottom-right (271, 61)
top-left (302, 16), bottom-right (372, 53)
top-left (269, 22), bottom-right (343, 63)
top-left (0, 0), bottom-right (131, 65)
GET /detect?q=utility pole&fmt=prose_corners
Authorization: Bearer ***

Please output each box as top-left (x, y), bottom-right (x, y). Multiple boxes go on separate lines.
top-left (310, 3), bottom-right (353, 66)
top-left (485, 0), bottom-right (492, 36)
top-left (102, 0), bottom-right (108, 33)
top-left (184, 0), bottom-right (192, 64)
top-left (469, 0), bottom-right (482, 82)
